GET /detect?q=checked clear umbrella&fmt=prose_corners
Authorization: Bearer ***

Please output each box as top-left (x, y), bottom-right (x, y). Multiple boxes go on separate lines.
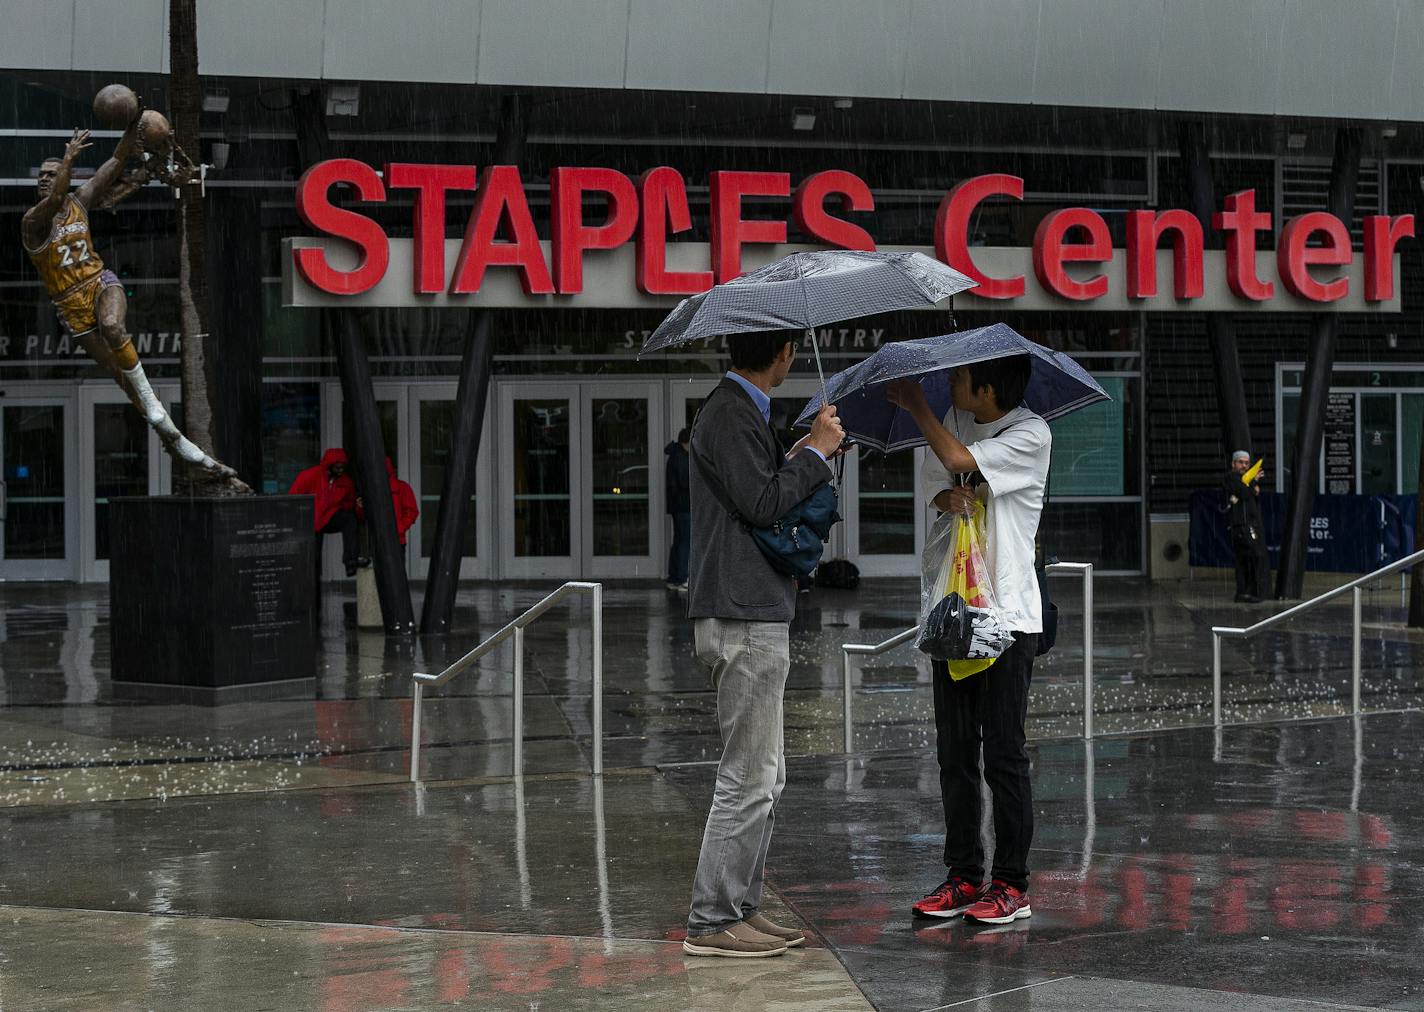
top-left (792, 323), bottom-right (1112, 452)
top-left (638, 249), bottom-right (977, 392)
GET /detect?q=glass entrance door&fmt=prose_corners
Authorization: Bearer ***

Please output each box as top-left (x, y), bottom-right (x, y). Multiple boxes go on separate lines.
top-left (498, 381), bottom-right (663, 579)
top-left (410, 383), bottom-right (491, 581)
top-left (323, 381), bottom-right (492, 581)
top-left (78, 383), bottom-right (182, 583)
top-left (0, 391), bottom-right (77, 581)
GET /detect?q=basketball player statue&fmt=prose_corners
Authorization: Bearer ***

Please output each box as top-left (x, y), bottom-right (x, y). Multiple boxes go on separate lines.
top-left (21, 93), bottom-right (248, 492)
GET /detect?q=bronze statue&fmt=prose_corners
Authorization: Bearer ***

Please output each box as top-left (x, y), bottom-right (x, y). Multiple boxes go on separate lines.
top-left (22, 102), bottom-right (246, 492)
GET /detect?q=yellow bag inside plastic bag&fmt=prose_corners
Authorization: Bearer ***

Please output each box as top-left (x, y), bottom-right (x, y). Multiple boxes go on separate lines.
top-left (938, 502), bottom-right (996, 682)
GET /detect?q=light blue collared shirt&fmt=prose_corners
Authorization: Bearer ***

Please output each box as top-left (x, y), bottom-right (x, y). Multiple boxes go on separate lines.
top-left (726, 370), bottom-right (771, 423)
top-left (724, 371), bottom-right (827, 462)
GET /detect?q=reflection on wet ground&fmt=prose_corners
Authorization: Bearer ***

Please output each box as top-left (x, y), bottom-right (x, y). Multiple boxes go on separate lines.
top-left (1, 578), bottom-right (1421, 793)
top-left (0, 578), bottom-right (1421, 1007)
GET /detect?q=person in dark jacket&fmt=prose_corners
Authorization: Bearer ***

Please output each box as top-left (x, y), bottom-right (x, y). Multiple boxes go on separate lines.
top-left (1223, 450), bottom-right (1268, 602)
top-left (681, 332), bottom-right (845, 959)
top-left (289, 448), bottom-right (368, 577)
top-left (665, 428), bottom-right (691, 591)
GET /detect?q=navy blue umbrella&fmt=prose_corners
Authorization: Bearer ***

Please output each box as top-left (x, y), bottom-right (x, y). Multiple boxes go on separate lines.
top-left (792, 323), bottom-right (1111, 452)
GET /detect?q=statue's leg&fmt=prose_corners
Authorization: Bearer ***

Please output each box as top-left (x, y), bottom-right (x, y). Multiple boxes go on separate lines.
top-left (95, 284), bottom-right (233, 476)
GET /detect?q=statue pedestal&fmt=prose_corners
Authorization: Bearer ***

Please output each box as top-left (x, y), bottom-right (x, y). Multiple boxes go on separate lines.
top-left (109, 496), bottom-right (317, 704)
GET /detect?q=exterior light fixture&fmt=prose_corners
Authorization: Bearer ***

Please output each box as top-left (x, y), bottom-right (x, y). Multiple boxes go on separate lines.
top-left (1286, 132), bottom-right (1307, 150)
top-left (833, 98), bottom-right (853, 110)
top-left (791, 107), bottom-right (816, 131)
top-left (202, 89), bottom-right (229, 114)
top-left (326, 84), bottom-right (360, 117)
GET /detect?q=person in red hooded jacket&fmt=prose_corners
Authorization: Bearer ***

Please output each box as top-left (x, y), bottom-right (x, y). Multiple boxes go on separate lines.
top-left (289, 448), bottom-right (368, 577)
top-left (385, 457), bottom-right (419, 548)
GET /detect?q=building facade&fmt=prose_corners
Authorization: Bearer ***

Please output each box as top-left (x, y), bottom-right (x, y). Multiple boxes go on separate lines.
top-left (3, 1), bottom-right (1422, 583)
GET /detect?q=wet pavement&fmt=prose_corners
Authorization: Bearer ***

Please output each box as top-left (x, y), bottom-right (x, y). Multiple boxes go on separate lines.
top-left (0, 576), bottom-right (1421, 1008)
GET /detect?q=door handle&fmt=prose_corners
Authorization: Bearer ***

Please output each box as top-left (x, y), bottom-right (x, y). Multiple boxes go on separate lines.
top-left (0, 479), bottom-right (6, 522)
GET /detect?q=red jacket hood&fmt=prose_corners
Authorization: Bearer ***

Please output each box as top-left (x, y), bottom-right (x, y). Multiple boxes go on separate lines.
top-left (321, 448), bottom-right (347, 468)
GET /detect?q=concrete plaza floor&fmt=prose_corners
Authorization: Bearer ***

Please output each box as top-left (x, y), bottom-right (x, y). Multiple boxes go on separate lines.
top-left (0, 574), bottom-right (1420, 1009)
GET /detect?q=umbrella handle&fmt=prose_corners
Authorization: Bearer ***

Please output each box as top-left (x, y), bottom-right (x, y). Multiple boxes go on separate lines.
top-left (805, 327), bottom-right (827, 400)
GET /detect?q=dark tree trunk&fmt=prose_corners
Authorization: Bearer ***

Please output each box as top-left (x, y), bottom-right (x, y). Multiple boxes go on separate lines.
top-left (209, 189), bottom-right (264, 487)
top-left (169, 0), bottom-right (216, 478)
top-left (1276, 128), bottom-right (1364, 600)
top-left (420, 95), bottom-right (526, 635)
top-left (1411, 433), bottom-right (1424, 627)
top-left (1178, 121), bottom-right (1251, 457)
top-left (337, 313), bottom-right (416, 635)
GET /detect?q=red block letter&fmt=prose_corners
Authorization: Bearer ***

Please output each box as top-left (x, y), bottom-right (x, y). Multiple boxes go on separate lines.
top-left (1213, 190), bottom-right (1274, 301)
top-left (1364, 214), bottom-right (1414, 301)
top-left (636, 167), bottom-right (713, 295)
top-left (385, 163), bottom-right (477, 294)
top-left (1278, 212), bottom-right (1352, 302)
top-left (935, 174), bottom-right (1025, 299)
top-left (294, 158), bottom-right (388, 296)
top-left (709, 171), bottom-right (790, 282)
top-left (792, 170), bottom-right (875, 250)
top-left (449, 166), bottom-right (553, 295)
top-left (1126, 209), bottom-right (1203, 299)
top-left (1033, 208), bottom-right (1112, 301)
top-left (550, 167), bottom-right (639, 294)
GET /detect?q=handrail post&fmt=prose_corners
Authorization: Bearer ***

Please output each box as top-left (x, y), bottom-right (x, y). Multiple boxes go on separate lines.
top-left (1082, 564), bottom-right (1094, 740)
top-left (842, 650), bottom-right (854, 753)
top-left (410, 682), bottom-right (423, 783)
top-left (513, 625), bottom-right (525, 776)
top-left (1351, 585), bottom-right (1362, 714)
top-left (1212, 631), bottom-right (1222, 727)
top-left (592, 583), bottom-right (604, 777)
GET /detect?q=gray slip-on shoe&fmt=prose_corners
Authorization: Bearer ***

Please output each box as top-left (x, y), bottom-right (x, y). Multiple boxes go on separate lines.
top-left (682, 921), bottom-right (788, 958)
top-left (743, 913), bottom-right (806, 948)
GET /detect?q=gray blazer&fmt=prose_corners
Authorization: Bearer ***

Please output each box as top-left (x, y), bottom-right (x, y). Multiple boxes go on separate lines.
top-left (687, 377), bottom-right (832, 623)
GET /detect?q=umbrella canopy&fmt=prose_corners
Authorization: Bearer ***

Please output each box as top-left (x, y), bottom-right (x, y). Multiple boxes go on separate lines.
top-left (638, 250), bottom-right (976, 355)
top-left (792, 323), bottom-right (1112, 453)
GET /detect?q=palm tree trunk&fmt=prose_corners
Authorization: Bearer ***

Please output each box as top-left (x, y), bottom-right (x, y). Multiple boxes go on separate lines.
top-left (170, 0), bottom-right (215, 471)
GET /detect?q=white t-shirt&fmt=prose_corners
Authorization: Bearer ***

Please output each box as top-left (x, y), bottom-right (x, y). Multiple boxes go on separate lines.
top-left (919, 405), bottom-right (1052, 634)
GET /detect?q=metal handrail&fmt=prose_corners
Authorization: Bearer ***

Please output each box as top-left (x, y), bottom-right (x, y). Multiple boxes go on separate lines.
top-left (1210, 548), bottom-right (1424, 725)
top-left (839, 562), bottom-right (1096, 749)
top-left (409, 581), bottom-right (604, 782)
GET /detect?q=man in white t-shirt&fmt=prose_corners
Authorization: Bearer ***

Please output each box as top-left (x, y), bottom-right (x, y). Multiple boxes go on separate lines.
top-left (887, 353), bottom-right (1051, 926)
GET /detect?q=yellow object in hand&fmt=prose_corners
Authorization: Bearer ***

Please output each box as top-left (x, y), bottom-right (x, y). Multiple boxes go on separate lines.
top-left (1241, 458), bottom-right (1263, 486)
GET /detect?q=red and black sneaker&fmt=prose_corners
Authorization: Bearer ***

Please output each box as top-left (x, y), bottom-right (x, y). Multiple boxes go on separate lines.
top-left (911, 877), bottom-right (985, 919)
top-left (963, 880), bottom-right (1032, 924)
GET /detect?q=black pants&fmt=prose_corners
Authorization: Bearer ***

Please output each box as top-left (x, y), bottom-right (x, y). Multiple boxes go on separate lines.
top-left (931, 631), bottom-right (1037, 891)
top-left (318, 511), bottom-right (359, 566)
top-left (1232, 528), bottom-right (1268, 598)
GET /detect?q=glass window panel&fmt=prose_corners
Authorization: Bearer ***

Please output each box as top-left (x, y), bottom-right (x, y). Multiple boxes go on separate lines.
top-left (858, 450), bottom-right (915, 555)
top-left (3, 405), bottom-right (65, 559)
top-left (590, 398), bottom-right (649, 556)
top-left (1048, 376), bottom-right (1134, 496)
top-left (418, 399), bottom-right (476, 559)
top-left (1360, 395), bottom-right (1397, 495)
top-left (261, 383), bottom-right (321, 495)
top-left (513, 399), bottom-right (570, 557)
top-left (1403, 395), bottom-right (1423, 496)
top-left (1040, 501), bottom-right (1141, 571)
top-left (93, 403), bottom-right (147, 560)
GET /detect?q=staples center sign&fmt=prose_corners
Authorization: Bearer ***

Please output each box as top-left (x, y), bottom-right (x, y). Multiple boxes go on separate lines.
top-left (282, 161), bottom-right (1412, 312)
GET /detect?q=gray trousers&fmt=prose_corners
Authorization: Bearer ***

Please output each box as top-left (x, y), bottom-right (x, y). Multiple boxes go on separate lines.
top-left (686, 617), bottom-right (790, 936)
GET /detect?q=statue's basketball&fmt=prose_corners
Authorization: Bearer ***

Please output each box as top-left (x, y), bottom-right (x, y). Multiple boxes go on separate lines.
top-left (93, 84), bottom-right (139, 128)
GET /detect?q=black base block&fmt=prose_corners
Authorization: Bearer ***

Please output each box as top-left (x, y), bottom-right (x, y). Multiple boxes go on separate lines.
top-left (109, 496), bottom-right (316, 704)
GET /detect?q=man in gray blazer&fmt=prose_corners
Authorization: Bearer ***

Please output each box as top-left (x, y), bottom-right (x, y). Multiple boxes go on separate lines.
top-left (682, 331), bottom-right (846, 958)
